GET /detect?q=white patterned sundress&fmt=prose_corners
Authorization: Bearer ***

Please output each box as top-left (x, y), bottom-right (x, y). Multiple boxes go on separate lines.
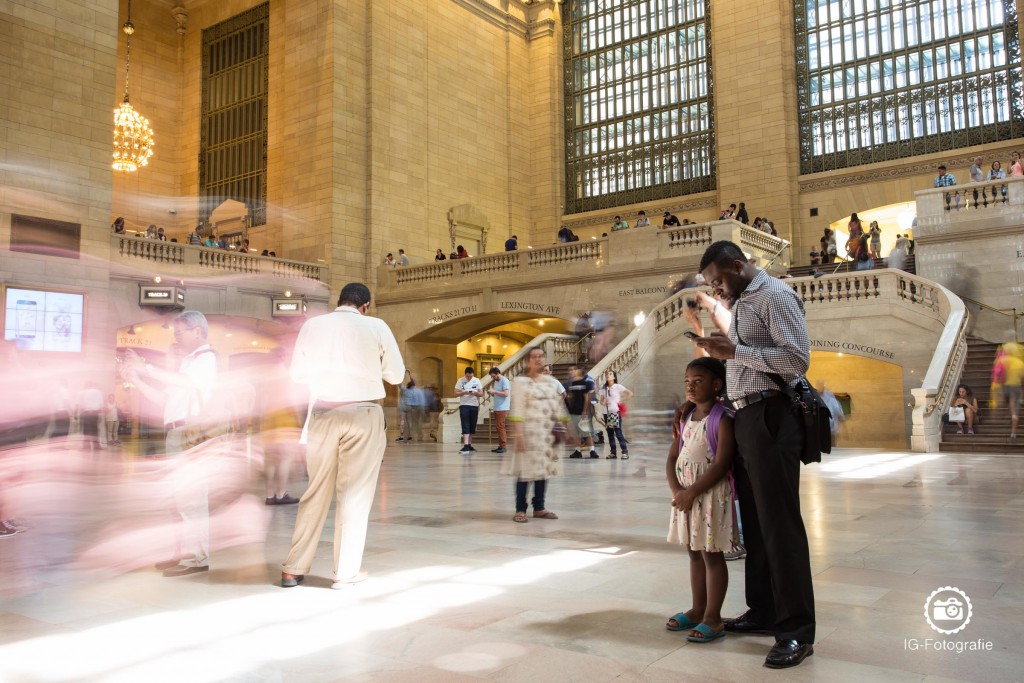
top-left (666, 413), bottom-right (738, 552)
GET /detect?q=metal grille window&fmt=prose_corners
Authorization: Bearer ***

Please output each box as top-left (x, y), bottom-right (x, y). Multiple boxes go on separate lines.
top-left (200, 3), bottom-right (269, 226)
top-left (563, 0), bottom-right (715, 214)
top-left (795, 0), bottom-right (1022, 174)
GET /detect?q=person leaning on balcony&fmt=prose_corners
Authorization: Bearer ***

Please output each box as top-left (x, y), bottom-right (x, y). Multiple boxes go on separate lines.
top-left (383, 253), bottom-right (397, 268)
top-left (663, 211), bottom-right (681, 228)
top-left (112, 216), bottom-right (125, 234)
top-left (611, 215), bottom-right (629, 231)
top-left (435, 249), bottom-right (447, 261)
top-left (456, 245), bottom-right (470, 259)
top-left (505, 235), bottom-right (518, 251)
top-left (988, 160), bottom-right (1007, 202)
top-left (933, 164), bottom-right (957, 188)
top-left (970, 156), bottom-right (985, 206)
top-left (1010, 151), bottom-right (1023, 177)
top-left (635, 211), bottom-right (650, 228)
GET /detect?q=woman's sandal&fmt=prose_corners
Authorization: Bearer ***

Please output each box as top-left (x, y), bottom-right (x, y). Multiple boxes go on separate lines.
top-left (513, 512), bottom-right (529, 523)
top-left (686, 623), bottom-right (727, 643)
top-left (666, 612), bottom-right (697, 632)
top-left (533, 510), bottom-right (558, 519)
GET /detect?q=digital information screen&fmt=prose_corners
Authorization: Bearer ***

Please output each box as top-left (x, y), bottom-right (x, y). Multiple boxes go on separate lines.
top-left (3, 287), bottom-right (84, 352)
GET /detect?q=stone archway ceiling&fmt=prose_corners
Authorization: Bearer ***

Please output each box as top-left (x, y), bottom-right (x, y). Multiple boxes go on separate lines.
top-left (407, 312), bottom-right (573, 345)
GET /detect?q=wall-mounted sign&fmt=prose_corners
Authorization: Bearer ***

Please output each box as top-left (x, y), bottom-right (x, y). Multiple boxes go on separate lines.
top-left (427, 304), bottom-right (478, 325)
top-left (499, 301), bottom-right (561, 314)
top-left (272, 298), bottom-right (307, 317)
top-left (618, 286), bottom-right (667, 297)
top-left (811, 338), bottom-right (896, 360)
top-left (139, 285), bottom-right (185, 310)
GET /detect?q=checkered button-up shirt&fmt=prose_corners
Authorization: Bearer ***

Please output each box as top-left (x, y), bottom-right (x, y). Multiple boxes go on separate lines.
top-left (933, 173), bottom-right (957, 188)
top-left (727, 269), bottom-right (810, 400)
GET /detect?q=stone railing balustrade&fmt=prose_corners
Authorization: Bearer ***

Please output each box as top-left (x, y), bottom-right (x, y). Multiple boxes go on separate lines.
top-left (592, 268), bottom-right (966, 452)
top-left (915, 176), bottom-right (1024, 238)
top-left (112, 234), bottom-right (327, 282)
top-left (381, 220), bottom-right (790, 291)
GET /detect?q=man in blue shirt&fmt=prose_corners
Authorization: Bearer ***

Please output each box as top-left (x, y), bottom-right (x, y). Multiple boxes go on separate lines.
top-left (933, 164), bottom-right (957, 188)
top-left (505, 235), bottom-right (518, 251)
top-left (487, 367), bottom-right (511, 453)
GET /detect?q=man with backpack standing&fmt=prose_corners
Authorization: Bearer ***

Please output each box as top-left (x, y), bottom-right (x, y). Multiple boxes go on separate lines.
top-left (695, 241), bottom-right (815, 669)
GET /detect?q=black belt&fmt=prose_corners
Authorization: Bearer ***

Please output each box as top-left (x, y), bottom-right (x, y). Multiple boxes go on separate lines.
top-left (732, 390), bottom-right (783, 411)
top-left (165, 420), bottom-right (187, 429)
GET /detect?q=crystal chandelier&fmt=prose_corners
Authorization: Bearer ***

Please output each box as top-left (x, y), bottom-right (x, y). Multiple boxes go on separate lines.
top-left (112, 0), bottom-right (154, 172)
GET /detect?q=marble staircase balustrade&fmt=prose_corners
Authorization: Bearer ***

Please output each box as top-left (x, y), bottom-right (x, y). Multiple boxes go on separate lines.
top-left (587, 269), bottom-right (967, 453)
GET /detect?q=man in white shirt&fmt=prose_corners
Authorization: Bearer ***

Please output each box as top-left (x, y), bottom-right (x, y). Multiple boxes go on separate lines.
top-left (487, 367), bottom-right (511, 454)
top-left (124, 310), bottom-right (219, 577)
top-left (281, 283), bottom-right (405, 589)
top-left (455, 367), bottom-right (483, 454)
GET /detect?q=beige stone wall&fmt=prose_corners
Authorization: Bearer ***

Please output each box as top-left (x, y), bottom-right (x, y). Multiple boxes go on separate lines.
top-left (106, 0), bottom-right (560, 293)
top-left (1, 0), bottom-right (118, 369)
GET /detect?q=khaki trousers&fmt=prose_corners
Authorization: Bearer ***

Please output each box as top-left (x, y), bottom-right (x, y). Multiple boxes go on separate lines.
top-left (282, 402), bottom-right (385, 580)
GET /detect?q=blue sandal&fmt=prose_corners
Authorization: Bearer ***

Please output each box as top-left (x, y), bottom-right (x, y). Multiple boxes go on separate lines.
top-left (686, 623), bottom-right (727, 643)
top-left (666, 612), bottom-right (697, 632)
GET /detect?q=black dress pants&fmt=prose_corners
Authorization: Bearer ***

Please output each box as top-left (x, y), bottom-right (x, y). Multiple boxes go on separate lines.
top-left (733, 395), bottom-right (816, 643)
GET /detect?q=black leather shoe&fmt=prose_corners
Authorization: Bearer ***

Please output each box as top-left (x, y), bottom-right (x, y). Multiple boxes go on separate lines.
top-left (723, 611), bottom-right (774, 636)
top-left (764, 640), bottom-right (813, 668)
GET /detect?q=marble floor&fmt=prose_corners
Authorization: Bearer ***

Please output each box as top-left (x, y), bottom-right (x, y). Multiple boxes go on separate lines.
top-left (1, 440), bottom-right (1023, 682)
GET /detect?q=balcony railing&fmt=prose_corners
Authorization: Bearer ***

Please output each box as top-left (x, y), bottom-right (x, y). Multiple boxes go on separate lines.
top-left (915, 176), bottom-right (1024, 238)
top-left (111, 234), bottom-right (327, 282)
top-left (381, 220), bottom-right (790, 291)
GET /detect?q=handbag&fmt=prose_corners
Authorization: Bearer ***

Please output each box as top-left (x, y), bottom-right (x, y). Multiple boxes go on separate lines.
top-left (551, 421), bottom-right (568, 444)
top-left (947, 406), bottom-right (966, 422)
top-left (617, 402), bottom-right (628, 417)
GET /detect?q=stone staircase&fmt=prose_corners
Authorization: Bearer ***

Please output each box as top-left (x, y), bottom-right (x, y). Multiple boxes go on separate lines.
top-left (475, 362), bottom-right (578, 445)
top-left (940, 337), bottom-right (1023, 454)
top-left (787, 253), bottom-right (916, 278)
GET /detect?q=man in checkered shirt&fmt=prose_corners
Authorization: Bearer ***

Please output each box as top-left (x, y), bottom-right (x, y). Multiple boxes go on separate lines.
top-left (695, 240), bottom-right (815, 669)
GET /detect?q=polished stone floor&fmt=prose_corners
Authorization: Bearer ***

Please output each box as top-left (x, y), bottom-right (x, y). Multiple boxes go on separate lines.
top-left (1, 440), bottom-right (1022, 682)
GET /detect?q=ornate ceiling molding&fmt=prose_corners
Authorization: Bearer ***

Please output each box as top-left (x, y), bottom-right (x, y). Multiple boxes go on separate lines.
top-left (452, 0), bottom-right (530, 38)
top-left (799, 145), bottom-right (1024, 193)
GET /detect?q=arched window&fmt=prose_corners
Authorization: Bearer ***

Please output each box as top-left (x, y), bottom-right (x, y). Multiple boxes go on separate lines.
top-left (795, 0), bottom-right (1023, 173)
top-left (199, 3), bottom-right (269, 226)
top-left (563, 0), bottom-right (715, 213)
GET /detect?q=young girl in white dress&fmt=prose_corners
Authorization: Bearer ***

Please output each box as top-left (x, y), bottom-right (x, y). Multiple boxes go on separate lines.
top-left (665, 357), bottom-right (738, 643)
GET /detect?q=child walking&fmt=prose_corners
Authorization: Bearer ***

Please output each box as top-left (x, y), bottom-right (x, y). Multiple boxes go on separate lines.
top-left (665, 357), bottom-right (738, 642)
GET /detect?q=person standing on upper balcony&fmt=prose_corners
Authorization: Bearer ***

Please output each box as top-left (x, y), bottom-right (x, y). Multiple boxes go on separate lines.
top-left (435, 249), bottom-right (447, 261)
top-left (456, 245), bottom-right (470, 259)
top-left (611, 215), bottom-right (630, 231)
top-left (969, 156), bottom-right (985, 183)
top-left (505, 235), bottom-right (518, 251)
top-left (1010, 151), bottom-right (1023, 177)
top-left (735, 202), bottom-right (749, 225)
top-left (663, 211), bottom-right (681, 228)
top-left (933, 164), bottom-right (957, 188)
top-left (398, 249), bottom-right (409, 267)
top-left (635, 211), bottom-right (650, 228)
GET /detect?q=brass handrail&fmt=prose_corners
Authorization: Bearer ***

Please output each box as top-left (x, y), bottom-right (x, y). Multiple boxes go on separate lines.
top-left (547, 332), bottom-right (593, 369)
top-left (958, 295), bottom-right (1021, 342)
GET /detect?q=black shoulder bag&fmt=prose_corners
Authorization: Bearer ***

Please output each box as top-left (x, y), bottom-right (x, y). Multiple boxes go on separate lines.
top-left (734, 308), bottom-right (831, 465)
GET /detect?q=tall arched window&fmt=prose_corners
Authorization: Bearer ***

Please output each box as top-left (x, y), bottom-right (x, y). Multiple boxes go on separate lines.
top-left (795, 0), bottom-right (1022, 173)
top-left (200, 3), bottom-right (269, 226)
top-left (563, 0), bottom-right (715, 214)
